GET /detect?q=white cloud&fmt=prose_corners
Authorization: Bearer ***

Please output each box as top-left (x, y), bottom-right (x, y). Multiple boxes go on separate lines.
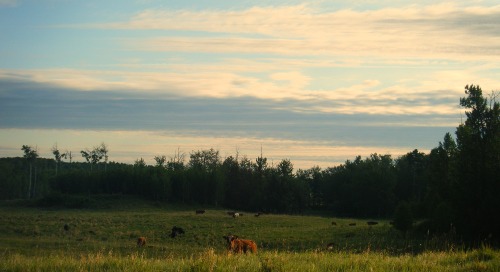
top-left (110, 3), bottom-right (500, 61)
top-left (4, 64), bottom-right (498, 116)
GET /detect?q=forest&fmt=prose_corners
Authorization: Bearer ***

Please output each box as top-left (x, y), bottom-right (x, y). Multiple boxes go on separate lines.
top-left (1, 85), bottom-right (498, 245)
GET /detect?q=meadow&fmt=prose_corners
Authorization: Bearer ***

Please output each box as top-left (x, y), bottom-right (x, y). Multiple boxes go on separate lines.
top-left (0, 196), bottom-right (498, 271)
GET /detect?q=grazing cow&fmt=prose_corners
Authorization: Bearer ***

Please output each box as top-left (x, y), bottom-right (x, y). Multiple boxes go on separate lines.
top-left (326, 242), bottom-right (335, 250)
top-left (254, 212), bottom-right (264, 217)
top-left (64, 224), bottom-right (70, 231)
top-left (227, 211), bottom-right (236, 216)
top-left (367, 221), bottom-right (378, 226)
top-left (232, 213), bottom-right (240, 218)
top-left (137, 237), bottom-right (146, 247)
top-left (223, 235), bottom-right (257, 254)
top-left (170, 226), bottom-right (185, 238)
top-left (349, 223), bottom-right (356, 226)
top-left (331, 221), bottom-right (337, 226)
top-left (196, 210), bottom-right (206, 214)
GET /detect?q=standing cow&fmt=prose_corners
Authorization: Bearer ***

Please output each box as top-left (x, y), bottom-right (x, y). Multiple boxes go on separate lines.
top-left (223, 235), bottom-right (257, 254)
top-left (137, 237), bottom-right (146, 247)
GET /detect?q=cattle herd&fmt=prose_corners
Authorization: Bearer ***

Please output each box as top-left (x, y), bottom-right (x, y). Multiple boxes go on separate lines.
top-left (127, 210), bottom-right (380, 253)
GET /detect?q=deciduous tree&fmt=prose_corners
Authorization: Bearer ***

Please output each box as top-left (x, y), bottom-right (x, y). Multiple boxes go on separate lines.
top-left (21, 145), bottom-right (38, 198)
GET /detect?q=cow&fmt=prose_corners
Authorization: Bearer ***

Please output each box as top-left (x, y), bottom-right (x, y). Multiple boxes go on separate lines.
top-left (64, 224), bottom-right (70, 231)
top-left (331, 221), bottom-right (337, 226)
top-left (349, 223), bottom-right (356, 226)
top-left (227, 211), bottom-right (236, 216)
top-left (170, 226), bottom-right (185, 238)
top-left (232, 213), bottom-right (240, 218)
top-left (223, 235), bottom-right (257, 254)
top-left (137, 237), bottom-right (146, 247)
top-left (196, 210), bottom-right (206, 214)
top-left (367, 221), bottom-right (378, 226)
top-left (326, 242), bottom-right (335, 250)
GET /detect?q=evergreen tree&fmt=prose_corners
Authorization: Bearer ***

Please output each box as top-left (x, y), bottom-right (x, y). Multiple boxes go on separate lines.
top-left (454, 85), bottom-right (499, 241)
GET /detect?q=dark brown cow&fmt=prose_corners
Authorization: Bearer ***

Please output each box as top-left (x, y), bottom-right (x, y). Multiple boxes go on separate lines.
top-left (137, 237), bottom-right (146, 247)
top-left (170, 226), bottom-right (185, 238)
top-left (196, 210), bottom-right (206, 214)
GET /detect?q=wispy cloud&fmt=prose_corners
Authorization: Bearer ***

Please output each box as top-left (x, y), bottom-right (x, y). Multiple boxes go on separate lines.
top-left (107, 3), bottom-right (500, 61)
top-left (0, 67), bottom-right (473, 116)
top-left (0, 0), bottom-right (17, 7)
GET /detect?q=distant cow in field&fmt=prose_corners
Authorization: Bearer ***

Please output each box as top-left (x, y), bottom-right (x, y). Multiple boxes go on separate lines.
top-left (196, 210), bottom-right (206, 214)
top-left (331, 221), bottom-right (337, 226)
top-left (232, 213), bottom-right (240, 218)
top-left (170, 226), bottom-right (185, 238)
top-left (367, 221), bottom-right (378, 226)
top-left (349, 223), bottom-right (356, 226)
top-left (326, 242), bottom-right (335, 250)
top-left (137, 237), bottom-right (146, 247)
top-left (64, 224), bottom-right (70, 231)
top-left (223, 235), bottom-right (257, 254)
top-left (254, 212), bottom-right (264, 217)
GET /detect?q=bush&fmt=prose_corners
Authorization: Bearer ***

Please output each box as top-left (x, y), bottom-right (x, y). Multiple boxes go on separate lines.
top-left (393, 201), bottom-right (413, 235)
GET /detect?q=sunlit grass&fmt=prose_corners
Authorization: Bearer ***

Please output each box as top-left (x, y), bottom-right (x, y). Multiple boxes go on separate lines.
top-left (2, 248), bottom-right (498, 272)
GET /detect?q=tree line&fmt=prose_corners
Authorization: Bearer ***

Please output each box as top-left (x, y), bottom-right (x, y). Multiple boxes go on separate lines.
top-left (0, 85), bottom-right (498, 243)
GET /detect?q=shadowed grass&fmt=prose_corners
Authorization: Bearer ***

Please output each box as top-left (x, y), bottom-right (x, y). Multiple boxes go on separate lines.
top-left (0, 196), bottom-right (498, 271)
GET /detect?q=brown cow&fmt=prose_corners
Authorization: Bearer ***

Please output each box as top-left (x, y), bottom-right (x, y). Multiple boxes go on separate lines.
top-left (137, 237), bottom-right (146, 247)
top-left (223, 235), bottom-right (257, 254)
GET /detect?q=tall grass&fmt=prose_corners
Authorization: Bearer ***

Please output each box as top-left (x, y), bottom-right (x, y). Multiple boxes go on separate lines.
top-left (1, 247), bottom-right (498, 271)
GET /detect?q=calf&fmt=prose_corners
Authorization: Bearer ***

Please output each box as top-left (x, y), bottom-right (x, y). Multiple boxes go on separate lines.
top-left (223, 235), bottom-right (257, 254)
top-left (137, 237), bottom-right (146, 247)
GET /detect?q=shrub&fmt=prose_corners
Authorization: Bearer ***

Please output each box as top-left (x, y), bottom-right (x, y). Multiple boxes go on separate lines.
top-left (393, 201), bottom-right (413, 235)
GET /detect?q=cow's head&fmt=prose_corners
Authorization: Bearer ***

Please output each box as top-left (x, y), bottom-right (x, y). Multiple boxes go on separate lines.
top-left (223, 235), bottom-right (238, 244)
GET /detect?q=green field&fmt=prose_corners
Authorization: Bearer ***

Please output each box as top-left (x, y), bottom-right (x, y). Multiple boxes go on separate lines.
top-left (1, 196), bottom-right (498, 271)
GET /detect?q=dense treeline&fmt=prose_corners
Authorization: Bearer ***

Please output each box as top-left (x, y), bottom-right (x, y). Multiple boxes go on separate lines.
top-left (0, 85), bottom-right (498, 244)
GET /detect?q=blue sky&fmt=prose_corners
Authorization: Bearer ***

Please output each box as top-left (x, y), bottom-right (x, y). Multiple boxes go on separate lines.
top-left (1, 0), bottom-right (499, 169)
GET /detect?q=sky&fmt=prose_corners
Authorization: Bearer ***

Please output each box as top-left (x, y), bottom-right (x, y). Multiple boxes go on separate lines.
top-left (1, 0), bottom-right (499, 170)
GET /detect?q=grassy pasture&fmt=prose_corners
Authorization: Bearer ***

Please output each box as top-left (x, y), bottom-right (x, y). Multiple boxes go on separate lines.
top-left (0, 196), bottom-right (498, 271)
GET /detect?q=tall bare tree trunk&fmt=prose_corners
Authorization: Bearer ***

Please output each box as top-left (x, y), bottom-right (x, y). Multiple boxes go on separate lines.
top-left (33, 165), bottom-right (37, 198)
top-left (28, 163), bottom-right (32, 199)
